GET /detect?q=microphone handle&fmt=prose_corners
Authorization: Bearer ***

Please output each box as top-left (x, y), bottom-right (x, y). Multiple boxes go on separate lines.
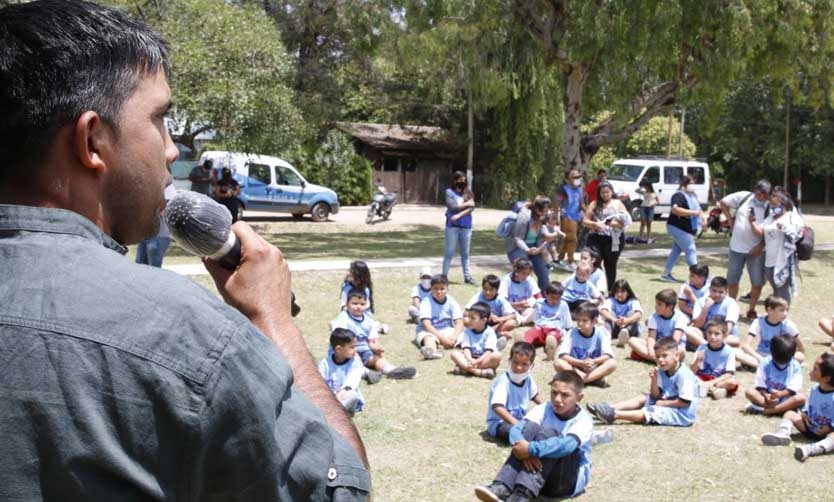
top-left (211, 234), bottom-right (301, 317)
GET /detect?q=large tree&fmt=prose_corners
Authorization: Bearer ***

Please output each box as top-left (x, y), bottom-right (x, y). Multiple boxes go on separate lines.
top-left (511, 0), bottom-right (821, 174)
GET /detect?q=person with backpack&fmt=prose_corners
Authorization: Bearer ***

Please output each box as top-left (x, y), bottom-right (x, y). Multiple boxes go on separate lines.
top-left (718, 179), bottom-right (772, 319)
top-left (504, 196), bottom-right (554, 292)
top-left (749, 187), bottom-right (804, 305)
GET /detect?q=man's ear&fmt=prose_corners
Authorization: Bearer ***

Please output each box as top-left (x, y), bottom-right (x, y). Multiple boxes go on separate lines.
top-left (72, 111), bottom-right (109, 172)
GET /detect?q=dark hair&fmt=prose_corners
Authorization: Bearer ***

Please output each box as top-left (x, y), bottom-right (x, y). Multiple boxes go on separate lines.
top-left (202, 159), bottom-right (214, 169)
top-left (348, 261), bottom-right (373, 310)
top-left (510, 341), bottom-right (536, 363)
top-left (468, 301), bottom-right (491, 320)
top-left (678, 175), bottom-right (694, 189)
top-left (346, 288), bottom-right (367, 302)
top-left (753, 179), bottom-right (772, 195)
top-left (544, 281), bottom-right (565, 296)
top-left (689, 264), bottom-right (709, 278)
top-left (770, 334), bottom-right (797, 365)
top-left (581, 247), bottom-right (602, 269)
top-left (704, 318), bottom-right (728, 335)
top-left (763, 294), bottom-right (789, 311)
top-left (513, 258), bottom-right (533, 272)
top-left (818, 353), bottom-right (834, 385)
top-left (611, 279), bottom-right (637, 301)
top-left (576, 302), bottom-right (599, 321)
top-left (639, 179), bottom-right (655, 193)
top-left (550, 370), bottom-right (584, 392)
top-left (430, 273), bottom-right (449, 287)
top-left (655, 288), bottom-right (677, 307)
top-left (531, 195), bottom-right (551, 216)
top-left (482, 274), bottom-right (501, 290)
top-left (330, 327), bottom-right (355, 348)
top-left (710, 276), bottom-right (728, 289)
top-left (0, 0), bottom-right (170, 182)
top-left (451, 170), bottom-right (466, 185)
top-left (594, 181), bottom-right (615, 213)
top-left (769, 187), bottom-right (795, 211)
top-left (655, 336), bottom-right (679, 353)
top-left (596, 168), bottom-right (607, 176)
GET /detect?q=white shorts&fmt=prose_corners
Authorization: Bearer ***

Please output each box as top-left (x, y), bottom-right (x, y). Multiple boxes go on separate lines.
top-left (415, 326), bottom-right (457, 346)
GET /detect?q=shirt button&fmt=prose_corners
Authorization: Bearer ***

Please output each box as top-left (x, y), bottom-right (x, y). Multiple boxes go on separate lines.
top-left (328, 468), bottom-right (338, 481)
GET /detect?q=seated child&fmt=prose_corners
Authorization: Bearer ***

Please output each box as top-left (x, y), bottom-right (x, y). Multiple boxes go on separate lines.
top-left (408, 266), bottom-right (433, 323)
top-left (499, 259), bottom-right (542, 325)
top-left (541, 209), bottom-right (565, 268)
top-left (416, 274), bottom-right (464, 360)
top-left (737, 295), bottom-right (804, 369)
top-left (587, 336), bottom-right (699, 427)
top-left (554, 303), bottom-right (617, 387)
top-left (475, 371), bottom-right (594, 502)
top-left (333, 289), bottom-right (416, 380)
top-left (818, 315), bottom-right (834, 352)
top-left (466, 274), bottom-right (518, 341)
top-left (677, 264), bottom-right (709, 323)
top-left (561, 262), bottom-right (603, 313)
top-left (339, 260), bottom-right (388, 334)
top-left (318, 328), bottom-right (370, 414)
top-left (485, 341), bottom-right (544, 443)
top-left (450, 302), bottom-right (503, 379)
top-left (685, 276), bottom-right (741, 348)
top-left (743, 334), bottom-right (805, 416)
top-left (600, 279), bottom-right (643, 348)
top-left (522, 281), bottom-right (573, 361)
top-left (761, 353), bottom-right (834, 461)
top-left (628, 289), bottom-right (686, 363)
top-left (577, 247), bottom-right (607, 297)
top-left (690, 319), bottom-right (739, 400)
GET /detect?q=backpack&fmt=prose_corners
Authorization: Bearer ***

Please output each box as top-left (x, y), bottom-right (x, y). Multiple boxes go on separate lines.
top-left (495, 200), bottom-right (527, 238)
top-left (796, 225), bottom-right (814, 261)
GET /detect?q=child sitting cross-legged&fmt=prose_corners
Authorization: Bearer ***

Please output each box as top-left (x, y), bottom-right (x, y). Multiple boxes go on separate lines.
top-left (600, 279), bottom-right (643, 348)
top-left (450, 302), bottom-right (503, 379)
top-left (332, 288), bottom-right (417, 380)
top-left (760, 352), bottom-right (834, 462)
top-left (475, 371), bottom-right (594, 502)
top-left (485, 341), bottom-right (544, 444)
top-left (684, 276), bottom-right (741, 348)
top-left (677, 264), bottom-right (710, 323)
top-left (743, 333), bottom-right (805, 416)
top-left (465, 274), bottom-right (518, 343)
top-left (553, 302), bottom-right (617, 387)
top-left (588, 336), bottom-right (699, 427)
top-left (416, 274), bottom-right (464, 360)
top-left (628, 289), bottom-right (686, 363)
top-left (736, 294), bottom-right (804, 369)
top-left (690, 319), bottom-right (739, 400)
top-left (561, 262), bottom-right (603, 313)
top-left (499, 259), bottom-right (542, 326)
top-left (318, 328), bottom-right (370, 415)
top-left (521, 281), bottom-right (572, 361)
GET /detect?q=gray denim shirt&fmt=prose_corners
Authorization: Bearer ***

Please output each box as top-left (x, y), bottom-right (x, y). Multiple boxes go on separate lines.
top-left (0, 204), bottom-right (369, 501)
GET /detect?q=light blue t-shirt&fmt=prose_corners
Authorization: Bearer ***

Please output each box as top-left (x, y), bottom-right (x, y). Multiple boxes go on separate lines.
top-left (805, 384), bottom-right (834, 436)
top-left (589, 268), bottom-right (606, 293)
top-left (647, 311), bottom-right (687, 347)
top-left (332, 310), bottom-right (377, 354)
top-left (692, 296), bottom-right (740, 337)
top-left (339, 281), bottom-right (373, 313)
top-left (748, 316), bottom-right (799, 356)
top-left (486, 372), bottom-right (539, 436)
top-left (754, 356), bottom-right (803, 398)
top-left (465, 292), bottom-right (516, 318)
top-left (533, 298), bottom-right (572, 330)
top-left (318, 354), bottom-right (366, 411)
top-left (410, 283), bottom-right (432, 303)
top-left (678, 280), bottom-right (709, 311)
top-left (417, 294), bottom-right (463, 333)
top-left (693, 343), bottom-right (736, 378)
top-left (459, 325), bottom-right (498, 358)
top-left (561, 275), bottom-right (601, 304)
top-left (499, 273), bottom-right (541, 305)
top-left (557, 326), bottom-right (614, 360)
top-left (656, 364), bottom-right (699, 422)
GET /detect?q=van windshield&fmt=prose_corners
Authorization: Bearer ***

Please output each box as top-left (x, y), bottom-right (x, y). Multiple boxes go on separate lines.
top-left (607, 163), bottom-right (644, 182)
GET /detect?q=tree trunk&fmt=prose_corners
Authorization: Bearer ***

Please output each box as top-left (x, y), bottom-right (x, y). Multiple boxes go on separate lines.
top-left (561, 64), bottom-right (591, 175)
top-left (467, 85), bottom-right (474, 190)
top-left (825, 175), bottom-right (831, 206)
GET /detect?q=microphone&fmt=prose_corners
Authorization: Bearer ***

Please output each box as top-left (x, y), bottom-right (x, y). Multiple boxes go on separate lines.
top-left (164, 190), bottom-right (300, 317)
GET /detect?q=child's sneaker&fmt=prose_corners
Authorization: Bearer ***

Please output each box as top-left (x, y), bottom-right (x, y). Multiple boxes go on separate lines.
top-left (588, 402), bottom-right (615, 424)
top-left (616, 328), bottom-right (629, 348)
top-left (659, 273), bottom-right (680, 283)
top-left (794, 445), bottom-right (812, 462)
top-left (379, 323), bottom-right (390, 335)
top-left (474, 482), bottom-right (511, 502)
top-left (761, 432), bottom-right (791, 446)
top-left (364, 370), bottom-right (383, 384)
top-left (478, 368), bottom-right (496, 379)
top-left (698, 385), bottom-right (709, 398)
top-left (544, 334), bottom-right (559, 361)
top-left (420, 346), bottom-right (443, 360)
top-left (591, 427), bottom-right (614, 445)
top-left (743, 403), bottom-right (764, 415)
top-left (386, 366), bottom-right (417, 379)
top-left (507, 486), bottom-right (535, 502)
top-left (710, 388), bottom-right (728, 400)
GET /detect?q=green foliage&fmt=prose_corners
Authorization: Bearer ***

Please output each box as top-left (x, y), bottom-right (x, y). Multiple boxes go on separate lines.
top-left (624, 116), bottom-right (696, 158)
top-left (590, 147), bottom-right (618, 173)
top-left (302, 130), bottom-right (373, 205)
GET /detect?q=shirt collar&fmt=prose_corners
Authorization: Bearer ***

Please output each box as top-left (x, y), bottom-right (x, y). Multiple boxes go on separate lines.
top-left (0, 204), bottom-right (127, 255)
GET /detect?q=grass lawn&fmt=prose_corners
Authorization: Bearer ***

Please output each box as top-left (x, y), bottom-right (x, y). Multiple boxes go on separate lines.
top-left (188, 245), bottom-right (834, 501)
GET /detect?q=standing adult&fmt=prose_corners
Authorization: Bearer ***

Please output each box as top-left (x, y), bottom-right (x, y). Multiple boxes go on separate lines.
top-left (660, 175), bottom-right (704, 282)
top-left (584, 168), bottom-right (607, 204)
top-left (583, 181), bottom-right (632, 295)
top-left (505, 196), bottom-right (552, 291)
top-left (554, 169), bottom-right (586, 272)
top-left (212, 166), bottom-right (242, 222)
top-left (443, 170), bottom-right (476, 285)
top-left (718, 179), bottom-right (772, 318)
top-left (188, 158), bottom-right (213, 195)
top-left (135, 182), bottom-right (177, 267)
top-left (0, 1), bottom-right (369, 499)
top-left (750, 188), bottom-right (804, 304)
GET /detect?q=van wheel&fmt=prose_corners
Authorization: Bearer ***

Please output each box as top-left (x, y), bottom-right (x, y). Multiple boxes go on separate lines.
top-left (628, 202), bottom-right (642, 222)
top-left (310, 202), bottom-right (330, 222)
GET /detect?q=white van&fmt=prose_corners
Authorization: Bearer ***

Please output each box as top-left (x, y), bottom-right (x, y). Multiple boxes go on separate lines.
top-left (605, 157), bottom-right (710, 220)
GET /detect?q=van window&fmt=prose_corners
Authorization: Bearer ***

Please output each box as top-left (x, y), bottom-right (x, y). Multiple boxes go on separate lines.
top-left (643, 166), bottom-right (660, 184)
top-left (664, 166), bottom-right (684, 185)
top-left (688, 166), bottom-right (705, 184)
top-left (608, 163), bottom-right (644, 182)
top-left (277, 166), bottom-right (303, 186)
top-left (248, 163), bottom-right (271, 185)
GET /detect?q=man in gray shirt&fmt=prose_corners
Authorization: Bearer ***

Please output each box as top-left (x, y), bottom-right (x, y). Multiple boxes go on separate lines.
top-left (0, 1), bottom-right (369, 500)
top-left (189, 158), bottom-right (214, 195)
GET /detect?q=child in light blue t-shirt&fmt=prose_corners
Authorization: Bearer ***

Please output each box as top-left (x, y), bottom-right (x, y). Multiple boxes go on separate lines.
top-left (318, 328), bottom-right (369, 414)
top-left (554, 303), bottom-right (616, 387)
top-left (416, 274), bottom-right (464, 360)
top-left (486, 342), bottom-right (543, 443)
top-left (561, 262), bottom-right (603, 313)
top-left (450, 302), bottom-right (502, 379)
top-left (743, 334), bottom-right (805, 417)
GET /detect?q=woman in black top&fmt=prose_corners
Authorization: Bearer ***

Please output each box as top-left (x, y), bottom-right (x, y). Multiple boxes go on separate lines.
top-left (660, 175), bottom-right (704, 282)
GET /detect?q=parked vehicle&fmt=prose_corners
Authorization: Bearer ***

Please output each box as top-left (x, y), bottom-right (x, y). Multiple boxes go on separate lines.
top-left (197, 151), bottom-right (340, 222)
top-left (605, 157), bottom-right (711, 221)
top-left (366, 182), bottom-right (398, 224)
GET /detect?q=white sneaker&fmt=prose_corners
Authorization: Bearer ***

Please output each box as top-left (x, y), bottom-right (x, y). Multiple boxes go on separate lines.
top-left (698, 385), bottom-right (709, 398)
top-left (616, 328), bottom-right (629, 348)
top-left (710, 388), bottom-right (728, 400)
top-left (591, 427), bottom-right (614, 445)
top-left (761, 431), bottom-right (791, 446)
top-left (794, 445), bottom-right (811, 462)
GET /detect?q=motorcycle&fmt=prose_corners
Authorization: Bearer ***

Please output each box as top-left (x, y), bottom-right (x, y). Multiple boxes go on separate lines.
top-left (366, 183), bottom-right (398, 224)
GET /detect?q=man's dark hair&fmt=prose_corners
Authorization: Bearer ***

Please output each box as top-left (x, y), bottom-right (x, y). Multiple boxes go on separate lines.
top-left (753, 179), bottom-right (772, 195)
top-left (0, 0), bottom-right (170, 182)
top-left (770, 334), bottom-right (797, 365)
top-left (329, 328), bottom-right (355, 348)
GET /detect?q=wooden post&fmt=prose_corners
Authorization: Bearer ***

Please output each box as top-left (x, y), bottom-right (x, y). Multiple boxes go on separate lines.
top-left (467, 86), bottom-right (474, 190)
top-left (666, 108), bottom-right (674, 159)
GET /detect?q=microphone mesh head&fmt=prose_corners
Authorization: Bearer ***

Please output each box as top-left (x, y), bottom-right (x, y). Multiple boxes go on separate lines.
top-left (164, 191), bottom-right (233, 256)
